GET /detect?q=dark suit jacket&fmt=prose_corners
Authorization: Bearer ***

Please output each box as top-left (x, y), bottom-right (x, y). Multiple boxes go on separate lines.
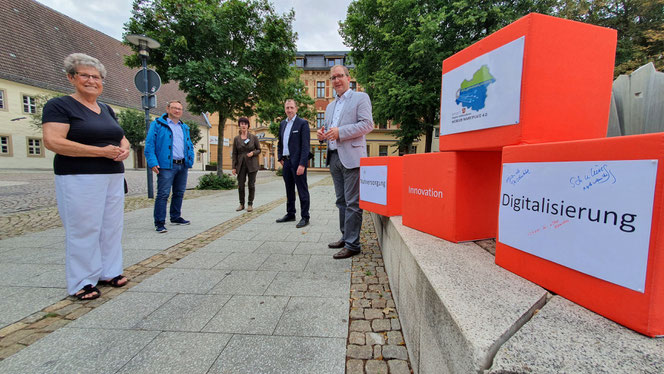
top-left (278, 116), bottom-right (311, 167)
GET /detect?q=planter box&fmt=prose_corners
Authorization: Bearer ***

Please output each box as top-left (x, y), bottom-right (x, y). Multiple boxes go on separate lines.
top-left (205, 165), bottom-right (217, 171)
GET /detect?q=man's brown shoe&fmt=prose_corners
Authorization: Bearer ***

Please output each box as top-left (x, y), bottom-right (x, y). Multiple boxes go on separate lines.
top-left (328, 240), bottom-right (344, 249)
top-left (333, 248), bottom-right (360, 259)
top-left (247, 205), bottom-right (253, 212)
top-left (236, 205), bottom-right (244, 211)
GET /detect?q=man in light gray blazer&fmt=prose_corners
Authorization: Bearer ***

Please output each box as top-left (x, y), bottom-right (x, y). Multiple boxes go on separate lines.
top-left (317, 65), bottom-right (374, 259)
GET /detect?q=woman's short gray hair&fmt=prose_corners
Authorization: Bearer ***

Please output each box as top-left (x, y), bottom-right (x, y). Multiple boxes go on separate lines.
top-left (63, 53), bottom-right (107, 79)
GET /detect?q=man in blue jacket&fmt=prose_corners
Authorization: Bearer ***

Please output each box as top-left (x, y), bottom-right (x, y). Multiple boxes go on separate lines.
top-left (144, 100), bottom-right (195, 233)
top-left (276, 99), bottom-right (311, 228)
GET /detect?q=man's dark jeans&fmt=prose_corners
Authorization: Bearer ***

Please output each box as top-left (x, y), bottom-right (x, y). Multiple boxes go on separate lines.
top-left (153, 162), bottom-right (188, 225)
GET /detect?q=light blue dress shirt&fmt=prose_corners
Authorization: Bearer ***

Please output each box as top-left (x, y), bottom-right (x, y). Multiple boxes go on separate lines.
top-left (283, 115), bottom-right (296, 156)
top-left (329, 89), bottom-right (352, 150)
top-left (167, 117), bottom-right (184, 160)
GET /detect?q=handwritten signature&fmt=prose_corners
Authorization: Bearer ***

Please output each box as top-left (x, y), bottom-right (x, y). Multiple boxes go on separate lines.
top-left (506, 168), bottom-right (531, 185)
top-left (569, 164), bottom-right (616, 191)
top-left (528, 219), bottom-right (570, 236)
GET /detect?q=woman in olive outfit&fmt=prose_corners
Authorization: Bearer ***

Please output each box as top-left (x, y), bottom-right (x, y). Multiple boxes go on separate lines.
top-left (42, 53), bottom-right (130, 301)
top-left (232, 117), bottom-right (261, 212)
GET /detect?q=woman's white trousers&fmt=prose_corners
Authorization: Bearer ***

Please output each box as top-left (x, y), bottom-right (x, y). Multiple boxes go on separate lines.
top-left (55, 173), bottom-right (124, 295)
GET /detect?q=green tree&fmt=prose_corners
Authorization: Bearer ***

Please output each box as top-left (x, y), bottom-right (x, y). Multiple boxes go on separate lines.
top-left (340, 0), bottom-right (554, 153)
top-left (125, 0), bottom-right (296, 175)
top-left (117, 109), bottom-right (147, 168)
top-left (255, 67), bottom-right (315, 138)
top-left (553, 0), bottom-right (664, 76)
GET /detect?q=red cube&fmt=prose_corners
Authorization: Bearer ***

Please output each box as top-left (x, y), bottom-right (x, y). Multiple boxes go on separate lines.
top-left (439, 13), bottom-right (616, 151)
top-left (402, 151), bottom-right (502, 242)
top-left (497, 133), bottom-right (664, 337)
top-left (359, 156), bottom-right (403, 217)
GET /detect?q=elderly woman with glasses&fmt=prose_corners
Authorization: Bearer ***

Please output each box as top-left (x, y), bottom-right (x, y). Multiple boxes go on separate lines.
top-left (42, 53), bottom-right (130, 300)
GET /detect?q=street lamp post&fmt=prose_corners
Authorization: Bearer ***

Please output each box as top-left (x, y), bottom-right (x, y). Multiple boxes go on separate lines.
top-left (125, 34), bottom-right (161, 198)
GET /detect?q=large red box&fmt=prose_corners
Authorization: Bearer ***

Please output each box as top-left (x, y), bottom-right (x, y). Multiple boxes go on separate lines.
top-left (496, 133), bottom-right (664, 337)
top-left (360, 156), bottom-right (403, 217)
top-left (402, 151), bottom-right (502, 242)
top-left (439, 13), bottom-right (617, 151)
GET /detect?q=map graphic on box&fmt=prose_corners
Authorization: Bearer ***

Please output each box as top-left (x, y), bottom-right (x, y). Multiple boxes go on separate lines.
top-left (440, 36), bottom-right (524, 136)
top-left (455, 65), bottom-right (496, 111)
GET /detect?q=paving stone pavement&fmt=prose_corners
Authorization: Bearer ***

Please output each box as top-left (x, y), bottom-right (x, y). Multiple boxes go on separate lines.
top-left (0, 171), bottom-right (414, 373)
top-left (0, 169), bottom-right (279, 215)
top-left (0, 169), bottom-right (281, 240)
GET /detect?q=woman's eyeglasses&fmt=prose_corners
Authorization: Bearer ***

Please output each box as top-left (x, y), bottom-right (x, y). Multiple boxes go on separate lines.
top-left (75, 72), bottom-right (102, 81)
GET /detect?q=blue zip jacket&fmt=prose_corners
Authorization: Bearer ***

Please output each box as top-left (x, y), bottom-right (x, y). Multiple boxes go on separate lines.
top-left (144, 113), bottom-right (195, 169)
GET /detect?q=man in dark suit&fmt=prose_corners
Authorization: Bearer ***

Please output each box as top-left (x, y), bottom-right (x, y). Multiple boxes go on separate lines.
top-left (276, 99), bottom-right (311, 228)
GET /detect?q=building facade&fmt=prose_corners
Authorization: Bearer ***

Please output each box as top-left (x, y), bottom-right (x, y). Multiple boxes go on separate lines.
top-left (0, 0), bottom-right (209, 170)
top-left (1, 1), bottom-right (429, 172)
top-left (294, 51), bottom-right (426, 164)
top-left (208, 51), bottom-right (425, 171)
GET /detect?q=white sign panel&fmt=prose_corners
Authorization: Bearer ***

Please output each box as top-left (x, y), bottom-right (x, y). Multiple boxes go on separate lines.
top-left (209, 136), bottom-right (218, 145)
top-left (223, 138), bottom-right (230, 147)
top-left (360, 165), bottom-right (388, 206)
top-left (440, 36), bottom-right (525, 135)
top-left (499, 160), bottom-right (658, 292)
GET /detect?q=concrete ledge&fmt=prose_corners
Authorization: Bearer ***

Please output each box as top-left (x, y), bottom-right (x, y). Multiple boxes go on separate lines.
top-left (489, 296), bottom-right (664, 373)
top-left (371, 213), bottom-right (664, 374)
top-left (373, 214), bottom-right (547, 373)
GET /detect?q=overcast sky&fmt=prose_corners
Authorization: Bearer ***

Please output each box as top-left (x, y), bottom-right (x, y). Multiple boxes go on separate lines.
top-left (35, 0), bottom-right (353, 51)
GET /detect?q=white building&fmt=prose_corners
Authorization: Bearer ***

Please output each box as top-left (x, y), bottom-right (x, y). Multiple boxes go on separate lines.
top-left (0, 0), bottom-right (209, 170)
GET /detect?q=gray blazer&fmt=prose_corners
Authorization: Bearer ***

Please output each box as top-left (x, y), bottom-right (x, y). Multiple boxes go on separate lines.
top-left (324, 90), bottom-right (374, 169)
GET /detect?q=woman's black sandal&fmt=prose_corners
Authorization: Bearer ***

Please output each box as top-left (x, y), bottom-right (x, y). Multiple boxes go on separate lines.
top-left (75, 284), bottom-right (100, 300)
top-left (98, 275), bottom-right (128, 288)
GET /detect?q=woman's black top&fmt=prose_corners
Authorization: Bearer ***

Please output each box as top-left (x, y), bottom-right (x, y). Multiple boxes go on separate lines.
top-left (42, 96), bottom-right (125, 175)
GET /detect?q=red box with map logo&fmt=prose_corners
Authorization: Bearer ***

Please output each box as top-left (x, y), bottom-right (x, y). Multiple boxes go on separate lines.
top-left (496, 133), bottom-right (664, 337)
top-left (401, 151), bottom-right (502, 242)
top-left (359, 156), bottom-right (403, 217)
top-left (438, 13), bottom-right (616, 151)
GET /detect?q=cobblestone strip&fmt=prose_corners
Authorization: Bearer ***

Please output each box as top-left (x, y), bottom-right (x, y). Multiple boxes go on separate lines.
top-left (346, 211), bottom-right (413, 374)
top-left (0, 176), bottom-right (332, 360)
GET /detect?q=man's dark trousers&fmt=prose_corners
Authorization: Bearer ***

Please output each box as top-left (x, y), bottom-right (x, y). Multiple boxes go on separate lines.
top-left (154, 162), bottom-right (188, 225)
top-left (328, 150), bottom-right (361, 252)
top-left (282, 157), bottom-right (310, 219)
